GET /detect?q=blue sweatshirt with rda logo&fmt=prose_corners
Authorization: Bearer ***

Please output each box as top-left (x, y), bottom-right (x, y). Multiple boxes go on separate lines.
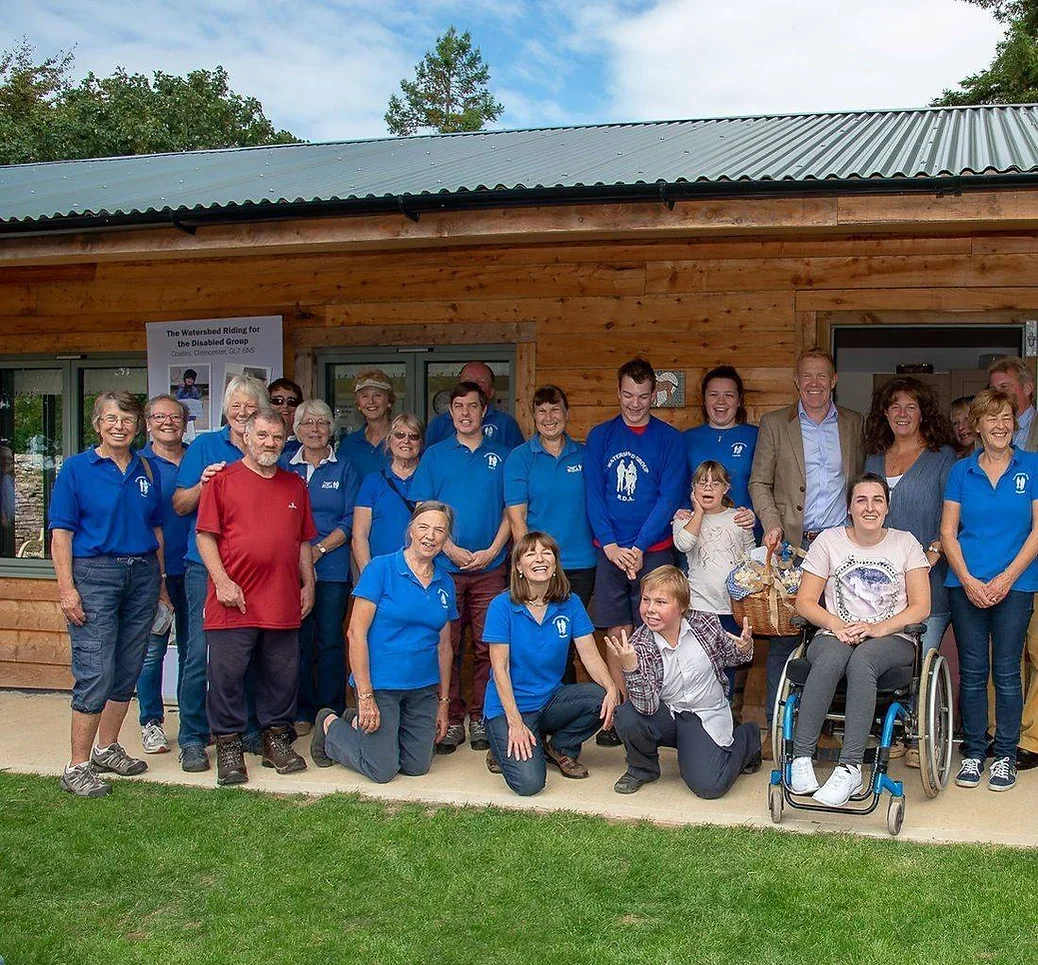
top-left (584, 415), bottom-right (688, 552)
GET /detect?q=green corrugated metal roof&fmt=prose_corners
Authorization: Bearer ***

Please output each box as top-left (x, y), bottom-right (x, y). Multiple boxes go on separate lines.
top-left (3, 105), bottom-right (1038, 228)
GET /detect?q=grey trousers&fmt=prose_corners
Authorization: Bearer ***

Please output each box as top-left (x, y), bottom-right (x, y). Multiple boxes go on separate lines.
top-left (792, 632), bottom-right (915, 765)
top-left (323, 684), bottom-right (438, 784)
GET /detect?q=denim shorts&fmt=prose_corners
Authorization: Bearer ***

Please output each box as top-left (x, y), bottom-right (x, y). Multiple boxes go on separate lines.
top-left (68, 554), bottom-right (161, 714)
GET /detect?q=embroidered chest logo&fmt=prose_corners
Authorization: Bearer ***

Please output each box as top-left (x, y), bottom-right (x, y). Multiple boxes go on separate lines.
top-left (731, 443), bottom-right (746, 457)
top-left (553, 615), bottom-right (570, 638)
top-left (136, 477), bottom-right (151, 496)
top-left (483, 424), bottom-right (497, 438)
top-left (288, 501), bottom-right (298, 510)
top-left (566, 463), bottom-right (582, 473)
top-left (1015, 472), bottom-right (1030, 494)
top-left (606, 451), bottom-right (649, 502)
top-left (321, 480), bottom-right (340, 490)
top-left (437, 588), bottom-right (450, 608)
top-left (485, 452), bottom-right (501, 470)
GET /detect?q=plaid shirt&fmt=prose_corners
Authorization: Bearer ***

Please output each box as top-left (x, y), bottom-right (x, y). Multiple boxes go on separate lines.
top-left (622, 611), bottom-right (753, 717)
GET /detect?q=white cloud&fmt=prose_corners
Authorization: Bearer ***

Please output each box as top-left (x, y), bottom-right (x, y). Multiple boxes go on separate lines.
top-left (584, 0), bottom-right (1006, 121)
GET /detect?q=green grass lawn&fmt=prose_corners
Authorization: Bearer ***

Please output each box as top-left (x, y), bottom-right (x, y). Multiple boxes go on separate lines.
top-left (1, 772), bottom-right (1037, 964)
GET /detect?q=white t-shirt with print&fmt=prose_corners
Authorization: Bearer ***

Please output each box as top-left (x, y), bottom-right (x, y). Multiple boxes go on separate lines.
top-left (802, 527), bottom-right (928, 628)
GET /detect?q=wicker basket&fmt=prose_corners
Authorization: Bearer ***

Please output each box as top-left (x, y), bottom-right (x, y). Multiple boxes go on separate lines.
top-left (729, 548), bottom-right (799, 636)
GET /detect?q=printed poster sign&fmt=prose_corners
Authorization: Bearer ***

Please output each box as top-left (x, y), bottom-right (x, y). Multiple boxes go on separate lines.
top-left (146, 316), bottom-right (283, 436)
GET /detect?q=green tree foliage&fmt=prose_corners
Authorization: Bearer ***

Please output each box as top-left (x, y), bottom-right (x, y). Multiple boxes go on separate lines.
top-left (385, 26), bottom-right (504, 136)
top-left (933, 1), bottom-right (1038, 105)
top-left (0, 39), bottom-right (299, 164)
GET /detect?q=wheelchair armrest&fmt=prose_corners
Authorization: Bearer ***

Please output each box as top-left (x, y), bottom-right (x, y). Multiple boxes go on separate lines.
top-left (904, 623), bottom-right (928, 637)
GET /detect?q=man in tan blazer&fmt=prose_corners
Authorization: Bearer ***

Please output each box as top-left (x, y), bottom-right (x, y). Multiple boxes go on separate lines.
top-left (748, 347), bottom-right (865, 739)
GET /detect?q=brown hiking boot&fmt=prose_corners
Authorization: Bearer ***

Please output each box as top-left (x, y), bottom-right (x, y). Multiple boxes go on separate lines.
top-left (543, 738), bottom-right (589, 779)
top-left (262, 725), bottom-right (307, 774)
top-left (215, 734), bottom-right (248, 786)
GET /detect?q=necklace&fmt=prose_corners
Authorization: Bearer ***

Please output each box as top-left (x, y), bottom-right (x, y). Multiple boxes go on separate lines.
top-left (886, 440), bottom-right (924, 476)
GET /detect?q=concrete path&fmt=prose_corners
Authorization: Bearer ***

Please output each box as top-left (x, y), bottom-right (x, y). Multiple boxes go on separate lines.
top-left (3, 691), bottom-right (1035, 848)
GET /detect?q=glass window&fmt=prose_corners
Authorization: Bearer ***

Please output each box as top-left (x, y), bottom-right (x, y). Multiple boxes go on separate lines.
top-left (326, 362), bottom-right (407, 445)
top-left (423, 359), bottom-right (513, 419)
top-left (0, 367), bottom-right (63, 560)
top-left (78, 365), bottom-right (149, 453)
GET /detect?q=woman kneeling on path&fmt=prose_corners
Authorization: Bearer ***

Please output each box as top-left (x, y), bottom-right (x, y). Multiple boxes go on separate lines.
top-left (310, 501), bottom-right (456, 783)
top-left (483, 531), bottom-right (619, 796)
top-left (609, 565), bottom-right (760, 798)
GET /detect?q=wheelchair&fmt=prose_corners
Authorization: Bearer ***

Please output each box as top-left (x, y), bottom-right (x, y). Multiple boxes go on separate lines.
top-left (768, 616), bottom-right (954, 836)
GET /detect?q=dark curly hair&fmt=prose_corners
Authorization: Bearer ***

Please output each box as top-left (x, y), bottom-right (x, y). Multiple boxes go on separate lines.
top-left (864, 376), bottom-right (955, 455)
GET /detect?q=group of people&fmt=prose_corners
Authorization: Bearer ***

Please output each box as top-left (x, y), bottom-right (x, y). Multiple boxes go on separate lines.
top-left (49, 350), bottom-right (1038, 805)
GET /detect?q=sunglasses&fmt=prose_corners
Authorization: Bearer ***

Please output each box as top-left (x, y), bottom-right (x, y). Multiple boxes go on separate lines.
top-left (392, 430), bottom-right (421, 441)
top-left (270, 395), bottom-right (301, 407)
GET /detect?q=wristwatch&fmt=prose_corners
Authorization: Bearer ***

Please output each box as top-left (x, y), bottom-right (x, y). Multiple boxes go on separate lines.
top-left (317, 544), bottom-right (327, 555)
top-left (927, 542), bottom-right (941, 555)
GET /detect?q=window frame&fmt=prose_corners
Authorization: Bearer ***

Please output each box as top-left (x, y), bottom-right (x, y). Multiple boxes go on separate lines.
top-left (0, 352), bottom-right (147, 580)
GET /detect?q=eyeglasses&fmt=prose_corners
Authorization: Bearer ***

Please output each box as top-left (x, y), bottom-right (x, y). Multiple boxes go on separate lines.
top-left (392, 430), bottom-right (421, 441)
top-left (150, 413), bottom-right (184, 424)
top-left (270, 396), bottom-right (301, 407)
top-left (100, 415), bottom-right (137, 427)
top-left (299, 418), bottom-right (331, 429)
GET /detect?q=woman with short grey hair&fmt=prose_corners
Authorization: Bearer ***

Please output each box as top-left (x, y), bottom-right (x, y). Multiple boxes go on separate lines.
top-left (310, 501), bottom-right (457, 781)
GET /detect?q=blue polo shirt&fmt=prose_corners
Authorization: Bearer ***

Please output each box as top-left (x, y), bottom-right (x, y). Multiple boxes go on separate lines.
top-left (411, 435), bottom-right (509, 572)
top-left (944, 448), bottom-right (1038, 591)
top-left (482, 592), bottom-right (595, 720)
top-left (425, 405), bottom-right (524, 451)
top-left (280, 447), bottom-right (359, 583)
top-left (175, 426), bottom-right (245, 565)
top-left (504, 435), bottom-right (595, 570)
top-left (684, 423), bottom-right (758, 511)
top-left (338, 426), bottom-right (390, 480)
top-left (48, 448), bottom-right (163, 558)
top-left (356, 468), bottom-right (416, 560)
top-left (140, 443), bottom-right (191, 576)
top-left (352, 549), bottom-right (459, 690)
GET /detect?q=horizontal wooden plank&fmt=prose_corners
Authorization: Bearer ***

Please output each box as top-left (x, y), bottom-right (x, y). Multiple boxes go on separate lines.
top-left (971, 233), bottom-right (1038, 255)
top-left (795, 287), bottom-right (1038, 313)
top-left (294, 321), bottom-right (535, 349)
top-left (0, 630), bottom-right (69, 665)
top-left (537, 332), bottom-right (797, 370)
top-left (0, 264), bottom-right (96, 285)
top-left (0, 284), bottom-right (35, 314)
top-left (0, 599), bottom-right (68, 633)
top-left (0, 331), bottom-right (148, 354)
top-left (838, 190), bottom-right (1038, 227)
top-left (0, 578), bottom-right (59, 602)
top-left (0, 661), bottom-right (72, 690)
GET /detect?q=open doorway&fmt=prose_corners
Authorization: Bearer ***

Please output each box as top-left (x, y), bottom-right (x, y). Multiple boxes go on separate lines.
top-left (834, 325), bottom-right (1028, 416)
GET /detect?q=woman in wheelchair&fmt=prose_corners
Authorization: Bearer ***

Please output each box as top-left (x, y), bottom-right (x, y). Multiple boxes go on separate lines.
top-left (789, 473), bottom-right (931, 806)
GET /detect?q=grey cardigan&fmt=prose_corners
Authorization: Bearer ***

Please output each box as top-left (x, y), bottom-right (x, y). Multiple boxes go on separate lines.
top-left (864, 445), bottom-right (957, 614)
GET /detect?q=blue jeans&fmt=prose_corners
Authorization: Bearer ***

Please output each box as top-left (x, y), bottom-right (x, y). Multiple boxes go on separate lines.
top-left (950, 587), bottom-right (1033, 759)
top-left (920, 611), bottom-right (951, 655)
top-left (323, 684), bottom-right (439, 783)
top-left (485, 682), bottom-right (606, 796)
top-left (68, 555), bottom-right (160, 714)
top-left (296, 580), bottom-right (349, 721)
top-left (136, 574), bottom-right (188, 725)
top-left (179, 560), bottom-right (211, 749)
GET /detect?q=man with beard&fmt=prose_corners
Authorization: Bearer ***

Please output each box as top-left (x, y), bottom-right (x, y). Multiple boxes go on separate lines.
top-left (195, 407), bottom-right (317, 786)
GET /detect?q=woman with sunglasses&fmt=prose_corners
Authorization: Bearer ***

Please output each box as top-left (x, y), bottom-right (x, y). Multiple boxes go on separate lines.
top-left (353, 413), bottom-right (424, 573)
top-left (281, 399), bottom-right (360, 734)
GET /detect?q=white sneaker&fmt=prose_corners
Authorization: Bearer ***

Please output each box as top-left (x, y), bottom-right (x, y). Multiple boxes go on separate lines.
top-left (789, 756), bottom-right (820, 794)
top-left (141, 720), bottom-right (171, 754)
top-left (813, 764), bottom-right (863, 807)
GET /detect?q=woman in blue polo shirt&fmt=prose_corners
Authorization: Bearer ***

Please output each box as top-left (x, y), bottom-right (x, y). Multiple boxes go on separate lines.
top-left (281, 399), bottom-right (360, 733)
top-left (352, 413), bottom-right (423, 573)
top-left (49, 390), bottom-right (166, 798)
top-left (483, 531), bottom-right (619, 796)
top-left (942, 388), bottom-right (1038, 794)
top-left (310, 501), bottom-right (457, 782)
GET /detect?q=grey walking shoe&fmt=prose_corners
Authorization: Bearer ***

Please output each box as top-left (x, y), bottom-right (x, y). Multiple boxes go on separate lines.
top-left (90, 741), bottom-right (148, 776)
top-left (469, 718), bottom-right (490, 750)
top-left (140, 720), bottom-right (171, 754)
top-left (179, 744), bottom-right (210, 772)
top-left (60, 761), bottom-right (112, 798)
top-left (435, 722), bottom-right (465, 755)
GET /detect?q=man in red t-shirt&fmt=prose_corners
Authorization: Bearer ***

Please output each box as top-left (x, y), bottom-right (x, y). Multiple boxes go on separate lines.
top-left (196, 407), bottom-right (317, 785)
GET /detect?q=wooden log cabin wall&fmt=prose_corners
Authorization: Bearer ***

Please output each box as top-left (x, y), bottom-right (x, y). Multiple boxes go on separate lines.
top-left (3, 188), bottom-right (1038, 688)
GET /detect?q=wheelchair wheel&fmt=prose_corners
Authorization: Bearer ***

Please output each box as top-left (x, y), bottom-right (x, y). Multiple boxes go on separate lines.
top-left (771, 643), bottom-right (805, 765)
top-left (886, 795), bottom-right (905, 836)
top-left (769, 783), bottom-right (783, 824)
top-left (918, 649), bottom-right (954, 799)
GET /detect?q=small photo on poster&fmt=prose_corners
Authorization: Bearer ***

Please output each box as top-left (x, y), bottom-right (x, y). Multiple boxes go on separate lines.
top-left (220, 364), bottom-right (272, 426)
top-left (169, 363), bottom-right (211, 431)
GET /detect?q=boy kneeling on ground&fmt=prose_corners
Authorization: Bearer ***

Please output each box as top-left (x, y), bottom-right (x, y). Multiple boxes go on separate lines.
top-left (608, 565), bottom-right (761, 798)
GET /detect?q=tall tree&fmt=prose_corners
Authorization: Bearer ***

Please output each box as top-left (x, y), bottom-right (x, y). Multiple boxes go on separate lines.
top-left (385, 26), bottom-right (503, 136)
top-left (0, 39), bottom-right (299, 164)
top-left (933, 0), bottom-right (1038, 105)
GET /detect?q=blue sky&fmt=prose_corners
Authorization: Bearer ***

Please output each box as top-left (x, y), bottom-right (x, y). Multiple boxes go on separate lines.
top-left (6, 0), bottom-right (1007, 143)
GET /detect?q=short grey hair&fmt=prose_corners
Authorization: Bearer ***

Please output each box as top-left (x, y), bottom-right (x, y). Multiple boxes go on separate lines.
top-left (222, 375), bottom-right (269, 416)
top-left (244, 406), bottom-right (286, 434)
top-left (293, 398), bottom-right (333, 434)
top-left (145, 394), bottom-right (188, 422)
top-left (409, 500), bottom-right (454, 537)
